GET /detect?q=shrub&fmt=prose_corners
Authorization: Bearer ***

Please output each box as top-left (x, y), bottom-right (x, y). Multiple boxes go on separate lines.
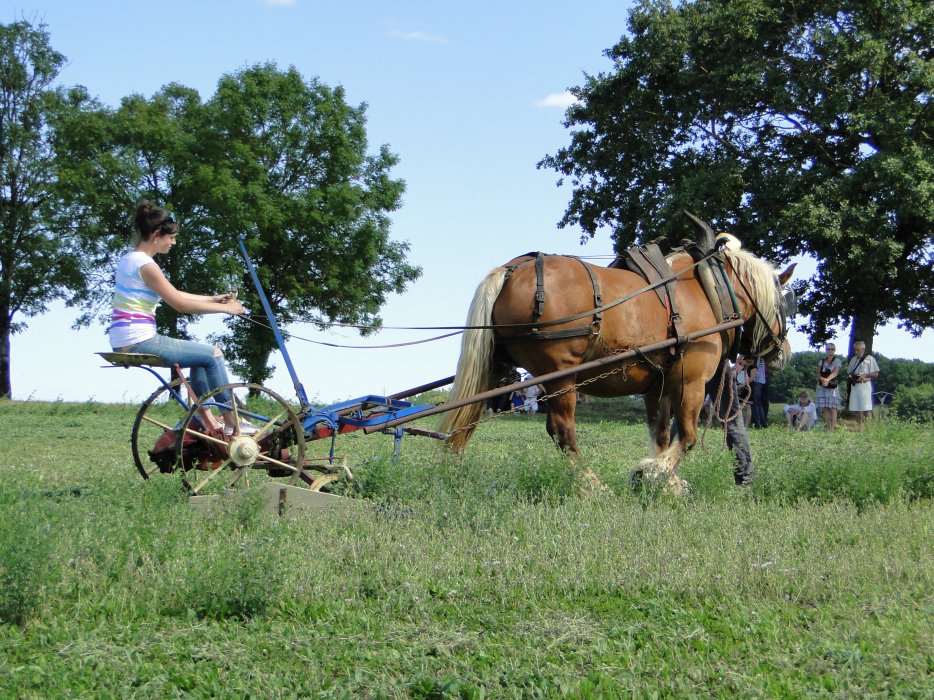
top-left (891, 383), bottom-right (934, 423)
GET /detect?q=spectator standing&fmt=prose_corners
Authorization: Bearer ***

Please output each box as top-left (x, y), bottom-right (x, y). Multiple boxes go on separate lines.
top-left (816, 343), bottom-right (842, 430)
top-left (784, 391), bottom-right (818, 431)
top-left (750, 357), bottom-right (768, 428)
top-left (847, 340), bottom-right (880, 425)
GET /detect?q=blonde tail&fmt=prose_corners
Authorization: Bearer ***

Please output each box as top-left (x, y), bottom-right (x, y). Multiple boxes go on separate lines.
top-left (439, 266), bottom-right (507, 453)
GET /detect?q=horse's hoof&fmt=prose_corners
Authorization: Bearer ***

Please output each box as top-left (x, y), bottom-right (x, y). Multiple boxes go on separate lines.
top-left (627, 469), bottom-right (644, 489)
top-left (635, 457), bottom-right (666, 481)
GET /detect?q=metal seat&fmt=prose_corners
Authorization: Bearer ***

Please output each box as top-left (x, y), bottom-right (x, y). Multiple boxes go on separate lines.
top-left (96, 351), bottom-right (171, 368)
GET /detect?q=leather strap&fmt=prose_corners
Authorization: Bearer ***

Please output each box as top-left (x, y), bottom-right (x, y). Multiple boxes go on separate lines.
top-left (533, 252), bottom-right (546, 323)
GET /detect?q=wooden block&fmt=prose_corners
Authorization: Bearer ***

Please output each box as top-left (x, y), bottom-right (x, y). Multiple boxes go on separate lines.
top-left (187, 483), bottom-right (359, 516)
top-left (263, 483), bottom-right (358, 516)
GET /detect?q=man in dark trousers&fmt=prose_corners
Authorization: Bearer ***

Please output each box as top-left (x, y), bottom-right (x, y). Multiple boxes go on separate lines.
top-left (674, 357), bottom-right (754, 485)
top-left (711, 357), bottom-right (755, 484)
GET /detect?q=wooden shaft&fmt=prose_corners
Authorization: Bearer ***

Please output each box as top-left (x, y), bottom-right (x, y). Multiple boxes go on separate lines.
top-left (364, 318), bottom-right (745, 433)
top-left (387, 375), bottom-right (455, 401)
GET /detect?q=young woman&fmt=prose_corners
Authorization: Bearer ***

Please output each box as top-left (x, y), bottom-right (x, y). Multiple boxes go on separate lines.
top-left (815, 342), bottom-right (842, 430)
top-left (109, 201), bottom-right (256, 435)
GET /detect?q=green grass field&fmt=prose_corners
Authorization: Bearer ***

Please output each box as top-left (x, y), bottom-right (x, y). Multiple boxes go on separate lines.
top-left (1, 399), bottom-right (932, 698)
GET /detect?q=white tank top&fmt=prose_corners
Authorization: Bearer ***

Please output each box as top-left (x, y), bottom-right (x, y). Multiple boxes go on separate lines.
top-left (108, 251), bottom-right (161, 348)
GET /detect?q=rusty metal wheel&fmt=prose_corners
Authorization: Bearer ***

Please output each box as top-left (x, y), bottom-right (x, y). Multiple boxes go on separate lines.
top-left (174, 383), bottom-right (307, 496)
top-left (131, 377), bottom-right (194, 480)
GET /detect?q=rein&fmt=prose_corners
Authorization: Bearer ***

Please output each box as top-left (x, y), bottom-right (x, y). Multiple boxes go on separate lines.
top-left (236, 249), bottom-right (782, 356)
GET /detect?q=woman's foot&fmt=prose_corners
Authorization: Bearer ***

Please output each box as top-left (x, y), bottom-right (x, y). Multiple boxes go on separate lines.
top-left (224, 418), bottom-right (259, 436)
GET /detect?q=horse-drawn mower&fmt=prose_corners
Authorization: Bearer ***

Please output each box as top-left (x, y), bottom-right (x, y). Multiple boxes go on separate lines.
top-left (102, 214), bottom-right (794, 508)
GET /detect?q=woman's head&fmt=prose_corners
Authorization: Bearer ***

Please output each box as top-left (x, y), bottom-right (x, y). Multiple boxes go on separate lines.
top-left (133, 201), bottom-right (178, 243)
top-left (824, 342), bottom-right (836, 355)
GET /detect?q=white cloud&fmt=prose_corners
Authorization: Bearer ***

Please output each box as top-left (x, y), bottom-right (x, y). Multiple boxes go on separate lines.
top-left (260, 0), bottom-right (297, 6)
top-left (388, 30), bottom-right (448, 45)
top-left (535, 91), bottom-right (580, 108)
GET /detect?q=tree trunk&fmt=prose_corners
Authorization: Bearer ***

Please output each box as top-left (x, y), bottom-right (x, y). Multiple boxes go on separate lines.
top-left (0, 309), bottom-right (11, 399)
top-left (848, 313), bottom-right (877, 357)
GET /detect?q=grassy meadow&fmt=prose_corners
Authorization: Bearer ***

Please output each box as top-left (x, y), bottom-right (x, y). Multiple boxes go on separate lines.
top-left (1, 397), bottom-right (932, 698)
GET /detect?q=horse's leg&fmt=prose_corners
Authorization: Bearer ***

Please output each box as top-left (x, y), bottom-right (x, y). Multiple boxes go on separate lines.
top-left (544, 386), bottom-right (579, 455)
top-left (633, 377), bottom-right (705, 495)
top-left (654, 374), bottom-right (711, 494)
top-left (631, 390), bottom-right (676, 487)
top-left (544, 383), bottom-right (604, 492)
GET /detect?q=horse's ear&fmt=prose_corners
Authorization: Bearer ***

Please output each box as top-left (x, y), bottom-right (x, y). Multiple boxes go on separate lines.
top-left (778, 263), bottom-right (796, 285)
top-left (683, 210), bottom-right (716, 251)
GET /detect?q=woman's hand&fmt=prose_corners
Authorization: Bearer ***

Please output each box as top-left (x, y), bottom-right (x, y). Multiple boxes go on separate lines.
top-left (224, 300), bottom-right (245, 315)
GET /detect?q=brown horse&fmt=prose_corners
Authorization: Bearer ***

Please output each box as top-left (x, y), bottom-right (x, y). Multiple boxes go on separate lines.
top-left (439, 234), bottom-right (794, 493)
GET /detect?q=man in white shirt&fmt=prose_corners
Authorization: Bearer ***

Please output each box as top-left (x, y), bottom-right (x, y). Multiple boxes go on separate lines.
top-left (847, 340), bottom-right (880, 425)
top-left (750, 357), bottom-right (769, 428)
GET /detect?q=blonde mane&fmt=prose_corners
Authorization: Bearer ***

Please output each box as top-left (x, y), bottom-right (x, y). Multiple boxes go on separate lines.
top-left (722, 248), bottom-right (780, 355)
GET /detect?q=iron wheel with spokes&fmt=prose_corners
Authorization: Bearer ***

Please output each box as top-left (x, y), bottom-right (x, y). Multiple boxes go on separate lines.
top-left (131, 377), bottom-right (193, 479)
top-left (174, 383), bottom-right (307, 496)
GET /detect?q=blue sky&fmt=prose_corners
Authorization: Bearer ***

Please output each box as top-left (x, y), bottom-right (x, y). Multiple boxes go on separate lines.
top-left (6, 0), bottom-right (933, 403)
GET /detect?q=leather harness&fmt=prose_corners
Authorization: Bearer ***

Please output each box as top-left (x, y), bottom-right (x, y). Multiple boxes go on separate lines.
top-left (495, 252), bottom-right (603, 344)
top-left (493, 242), bottom-right (744, 362)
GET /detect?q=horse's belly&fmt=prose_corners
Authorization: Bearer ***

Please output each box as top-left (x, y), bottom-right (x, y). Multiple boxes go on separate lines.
top-left (575, 361), bottom-right (659, 398)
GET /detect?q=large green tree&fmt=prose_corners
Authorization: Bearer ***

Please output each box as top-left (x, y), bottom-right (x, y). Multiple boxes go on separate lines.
top-left (540, 0), bottom-right (933, 356)
top-left (58, 62), bottom-right (419, 388)
top-left (0, 21), bottom-right (99, 398)
top-left (52, 83), bottom-right (226, 341)
top-left (203, 64), bottom-right (419, 387)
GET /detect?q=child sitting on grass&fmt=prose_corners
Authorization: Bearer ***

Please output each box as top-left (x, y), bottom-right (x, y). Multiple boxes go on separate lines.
top-left (784, 391), bottom-right (817, 431)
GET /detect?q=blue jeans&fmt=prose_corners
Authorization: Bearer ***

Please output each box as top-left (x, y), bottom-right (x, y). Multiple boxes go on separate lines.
top-left (122, 334), bottom-right (232, 403)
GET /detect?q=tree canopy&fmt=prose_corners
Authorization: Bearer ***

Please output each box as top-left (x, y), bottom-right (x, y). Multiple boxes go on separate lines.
top-left (539, 0), bottom-right (933, 356)
top-left (2, 20), bottom-right (420, 396)
top-left (52, 62), bottom-right (420, 388)
top-left (0, 21), bottom-right (101, 398)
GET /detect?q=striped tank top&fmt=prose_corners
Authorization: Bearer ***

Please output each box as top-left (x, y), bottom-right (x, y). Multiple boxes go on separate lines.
top-left (108, 251), bottom-right (161, 349)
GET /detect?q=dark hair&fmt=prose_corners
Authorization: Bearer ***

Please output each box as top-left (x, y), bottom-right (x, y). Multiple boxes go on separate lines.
top-left (133, 200), bottom-right (178, 242)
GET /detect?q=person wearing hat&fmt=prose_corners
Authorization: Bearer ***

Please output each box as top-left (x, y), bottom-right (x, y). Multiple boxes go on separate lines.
top-left (784, 391), bottom-right (817, 431)
top-left (847, 340), bottom-right (880, 425)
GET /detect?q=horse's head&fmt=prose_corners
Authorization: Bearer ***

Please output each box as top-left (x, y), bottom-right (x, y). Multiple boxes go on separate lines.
top-left (725, 251), bottom-right (796, 373)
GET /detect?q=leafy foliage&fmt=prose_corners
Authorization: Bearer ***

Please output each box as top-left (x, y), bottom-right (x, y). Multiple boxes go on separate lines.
top-left (540, 0), bottom-right (934, 354)
top-left (0, 21), bottom-right (100, 397)
top-left (891, 383), bottom-right (934, 423)
top-left (52, 61), bottom-right (420, 386)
